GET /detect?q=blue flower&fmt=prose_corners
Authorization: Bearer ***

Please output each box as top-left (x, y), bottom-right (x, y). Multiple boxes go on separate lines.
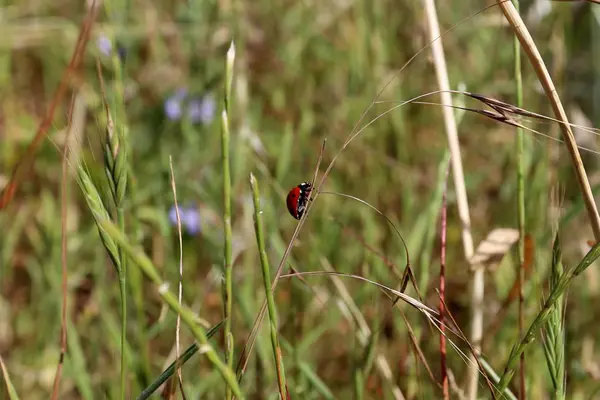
top-left (187, 94), bottom-right (216, 125)
top-left (97, 34), bottom-right (127, 62)
top-left (168, 204), bottom-right (202, 235)
top-left (164, 98), bottom-right (183, 120)
top-left (164, 90), bottom-right (216, 124)
top-left (182, 206), bottom-right (201, 235)
top-left (97, 34), bottom-right (112, 56)
top-left (164, 88), bottom-right (188, 121)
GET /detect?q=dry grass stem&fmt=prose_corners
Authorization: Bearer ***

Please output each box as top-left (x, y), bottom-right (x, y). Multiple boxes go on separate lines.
top-left (168, 155), bottom-right (186, 398)
top-left (421, 0), bottom-right (478, 397)
top-left (495, 0), bottom-right (600, 241)
top-left (50, 93), bottom-right (76, 400)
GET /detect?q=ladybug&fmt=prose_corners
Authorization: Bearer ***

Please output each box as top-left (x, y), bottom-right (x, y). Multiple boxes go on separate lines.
top-left (286, 181), bottom-right (313, 220)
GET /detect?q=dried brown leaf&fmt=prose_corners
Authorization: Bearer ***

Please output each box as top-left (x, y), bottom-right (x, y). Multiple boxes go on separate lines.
top-left (470, 228), bottom-right (520, 270)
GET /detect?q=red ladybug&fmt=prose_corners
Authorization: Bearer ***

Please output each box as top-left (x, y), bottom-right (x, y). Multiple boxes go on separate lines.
top-left (286, 182), bottom-right (313, 220)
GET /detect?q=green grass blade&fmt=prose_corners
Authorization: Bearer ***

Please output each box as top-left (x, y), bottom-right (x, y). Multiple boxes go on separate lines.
top-left (137, 320), bottom-right (225, 400)
top-left (0, 356), bottom-right (21, 400)
top-left (222, 40), bottom-right (236, 400)
top-left (250, 173), bottom-right (287, 399)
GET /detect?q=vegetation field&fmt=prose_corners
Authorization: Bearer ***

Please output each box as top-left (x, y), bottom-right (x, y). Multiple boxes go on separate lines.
top-left (1, 0), bottom-right (600, 399)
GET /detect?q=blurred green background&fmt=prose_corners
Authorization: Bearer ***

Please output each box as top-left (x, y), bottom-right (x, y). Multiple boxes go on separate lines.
top-left (1, 0), bottom-right (600, 398)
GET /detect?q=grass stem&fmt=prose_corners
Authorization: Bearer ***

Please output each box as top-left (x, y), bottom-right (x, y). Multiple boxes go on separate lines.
top-left (250, 173), bottom-right (287, 399)
top-left (512, 0), bottom-right (526, 397)
top-left (222, 40), bottom-right (236, 400)
top-left (169, 155), bottom-right (186, 396)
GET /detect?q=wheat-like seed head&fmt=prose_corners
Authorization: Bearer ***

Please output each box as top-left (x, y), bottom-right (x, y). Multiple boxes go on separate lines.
top-left (76, 163), bottom-right (121, 271)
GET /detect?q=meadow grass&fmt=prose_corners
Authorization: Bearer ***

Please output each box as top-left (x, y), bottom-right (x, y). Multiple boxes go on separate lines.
top-left (1, 1), bottom-right (600, 399)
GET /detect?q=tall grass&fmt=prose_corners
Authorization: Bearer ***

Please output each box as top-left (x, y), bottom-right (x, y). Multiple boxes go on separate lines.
top-left (222, 40), bottom-right (236, 400)
top-left (542, 233), bottom-right (566, 400)
top-left (496, 241), bottom-right (600, 394)
top-left (88, 198), bottom-right (244, 398)
top-left (250, 173), bottom-right (288, 399)
top-left (99, 62), bottom-right (130, 400)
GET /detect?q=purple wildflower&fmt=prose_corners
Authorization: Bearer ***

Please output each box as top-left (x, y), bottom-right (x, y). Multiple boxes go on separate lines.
top-left (164, 88), bottom-right (188, 121)
top-left (164, 98), bottom-right (183, 120)
top-left (168, 204), bottom-right (202, 235)
top-left (182, 206), bottom-right (201, 235)
top-left (97, 34), bottom-right (112, 56)
top-left (187, 94), bottom-right (216, 125)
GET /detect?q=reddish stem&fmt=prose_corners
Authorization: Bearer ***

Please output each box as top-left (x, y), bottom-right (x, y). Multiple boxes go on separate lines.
top-left (0, 2), bottom-right (98, 210)
top-left (439, 162), bottom-right (450, 400)
top-left (50, 96), bottom-right (74, 400)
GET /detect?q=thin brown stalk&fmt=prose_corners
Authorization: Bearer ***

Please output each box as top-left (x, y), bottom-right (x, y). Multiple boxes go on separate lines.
top-left (50, 94), bottom-right (76, 400)
top-left (495, 0), bottom-right (600, 241)
top-left (439, 161), bottom-right (450, 400)
top-left (168, 156), bottom-right (186, 399)
top-left (0, 0), bottom-right (99, 210)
